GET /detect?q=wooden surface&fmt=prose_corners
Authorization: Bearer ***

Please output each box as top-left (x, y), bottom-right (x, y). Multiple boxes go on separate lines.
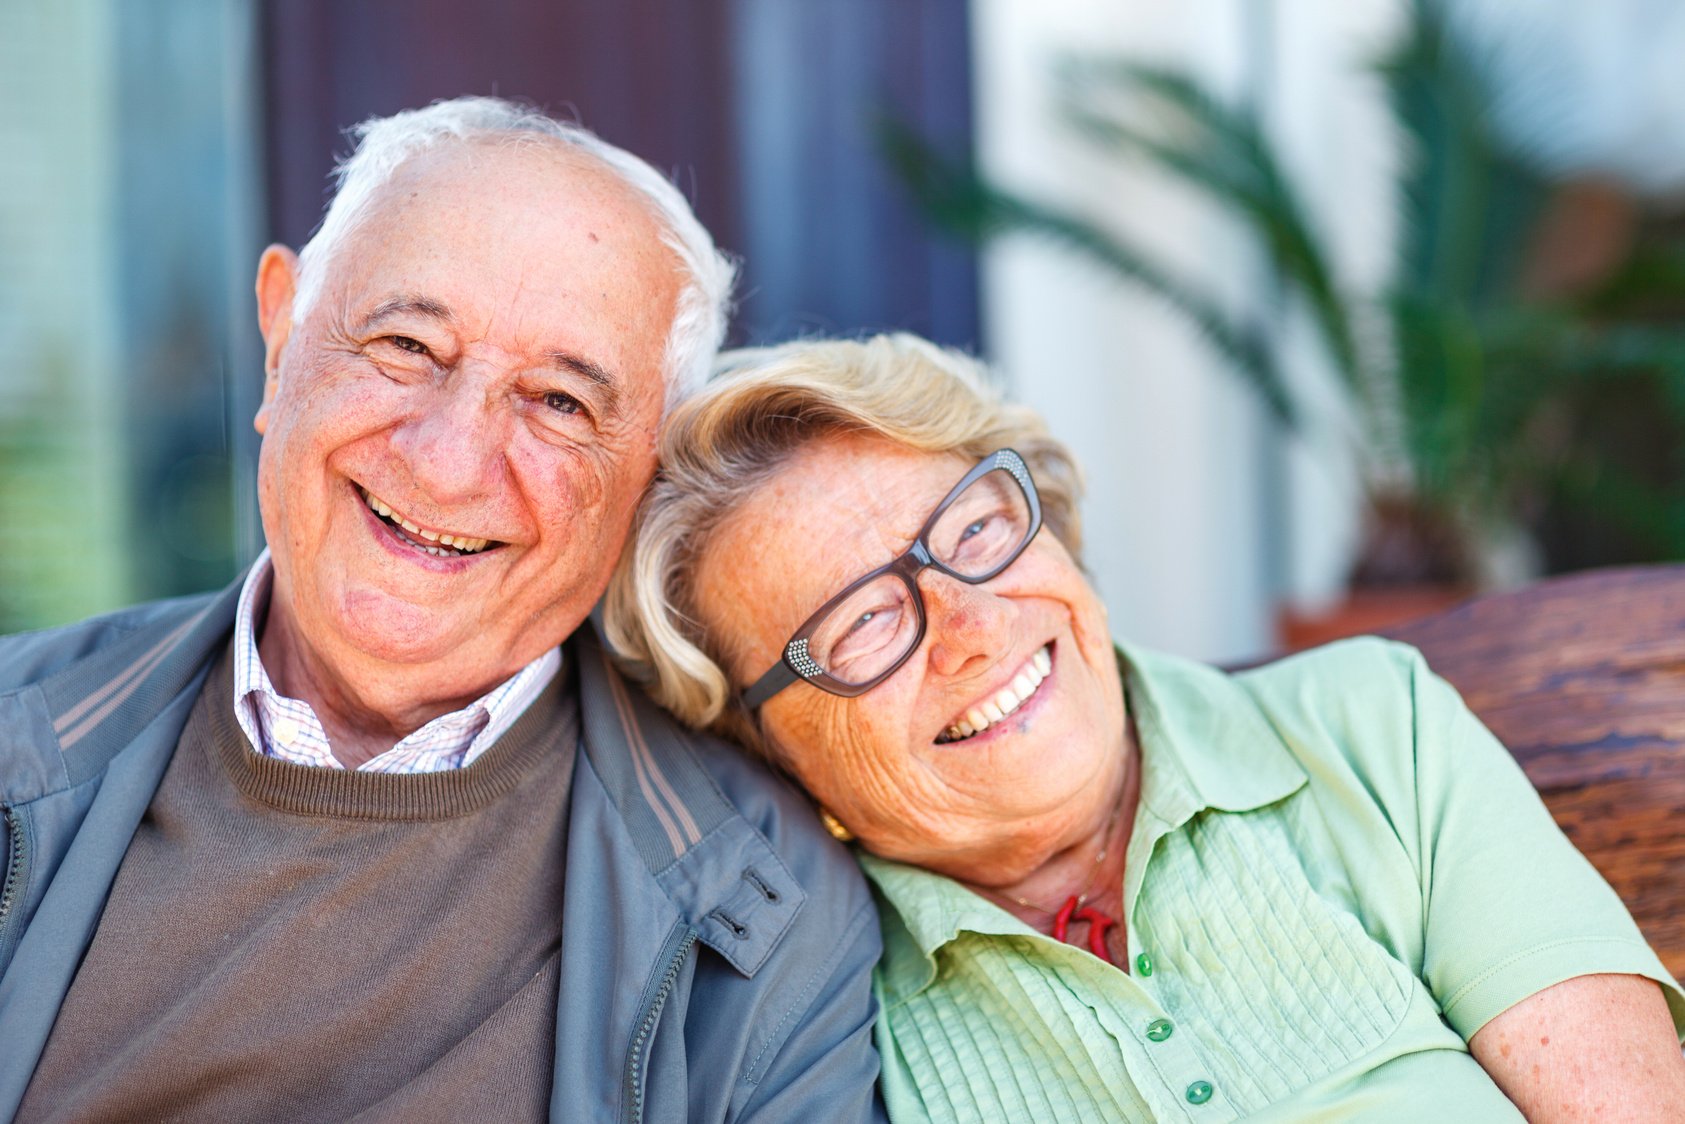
top-left (1382, 566), bottom-right (1685, 982)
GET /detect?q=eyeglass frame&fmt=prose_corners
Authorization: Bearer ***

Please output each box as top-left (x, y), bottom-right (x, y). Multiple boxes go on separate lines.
top-left (740, 448), bottom-right (1043, 710)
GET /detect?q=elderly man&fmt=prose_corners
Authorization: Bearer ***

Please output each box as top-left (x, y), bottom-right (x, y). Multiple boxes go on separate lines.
top-left (0, 98), bottom-right (883, 1122)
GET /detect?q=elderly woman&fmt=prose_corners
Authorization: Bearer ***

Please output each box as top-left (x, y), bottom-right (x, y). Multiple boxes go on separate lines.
top-left (605, 334), bottom-right (1685, 1121)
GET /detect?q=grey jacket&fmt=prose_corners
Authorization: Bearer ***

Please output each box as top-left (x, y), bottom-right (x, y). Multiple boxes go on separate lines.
top-left (0, 579), bottom-right (886, 1122)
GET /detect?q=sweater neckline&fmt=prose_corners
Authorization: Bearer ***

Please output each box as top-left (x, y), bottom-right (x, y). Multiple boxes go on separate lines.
top-left (201, 643), bottom-right (577, 822)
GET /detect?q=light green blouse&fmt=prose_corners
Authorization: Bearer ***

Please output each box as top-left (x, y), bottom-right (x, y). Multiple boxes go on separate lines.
top-left (861, 639), bottom-right (1685, 1123)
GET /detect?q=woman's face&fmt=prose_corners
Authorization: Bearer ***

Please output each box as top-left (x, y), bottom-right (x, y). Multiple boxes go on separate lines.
top-left (693, 432), bottom-right (1128, 884)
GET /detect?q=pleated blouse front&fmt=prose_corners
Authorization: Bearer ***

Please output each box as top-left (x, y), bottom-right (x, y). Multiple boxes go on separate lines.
top-left (862, 640), bottom-right (1685, 1123)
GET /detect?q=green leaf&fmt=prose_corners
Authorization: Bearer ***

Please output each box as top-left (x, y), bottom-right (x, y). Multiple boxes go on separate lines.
top-left (877, 116), bottom-right (1298, 426)
top-left (1052, 57), bottom-right (1364, 400)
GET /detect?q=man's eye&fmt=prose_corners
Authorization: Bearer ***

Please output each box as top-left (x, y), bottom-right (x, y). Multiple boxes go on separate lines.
top-left (387, 335), bottom-right (429, 355)
top-left (543, 391), bottom-right (584, 415)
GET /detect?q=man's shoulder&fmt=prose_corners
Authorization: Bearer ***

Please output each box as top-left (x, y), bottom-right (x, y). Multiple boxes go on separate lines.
top-left (0, 591), bottom-right (223, 694)
top-left (568, 629), bottom-right (877, 962)
top-left (613, 675), bottom-right (875, 912)
top-left (686, 722), bottom-right (874, 892)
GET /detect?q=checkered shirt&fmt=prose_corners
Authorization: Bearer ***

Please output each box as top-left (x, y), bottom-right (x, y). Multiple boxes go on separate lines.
top-left (231, 550), bottom-right (561, 773)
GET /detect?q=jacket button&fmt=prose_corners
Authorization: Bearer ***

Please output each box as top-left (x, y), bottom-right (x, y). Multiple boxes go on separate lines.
top-left (1186, 1080), bottom-right (1214, 1105)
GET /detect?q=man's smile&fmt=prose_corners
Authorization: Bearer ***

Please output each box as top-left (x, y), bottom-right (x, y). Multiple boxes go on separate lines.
top-left (357, 485), bottom-right (502, 558)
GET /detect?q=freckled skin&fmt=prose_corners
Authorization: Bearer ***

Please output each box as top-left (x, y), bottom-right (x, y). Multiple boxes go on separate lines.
top-left (698, 436), bottom-right (1685, 1111)
top-left (252, 141), bottom-right (680, 766)
top-left (1468, 972), bottom-right (1685, 1121)
top-left (694, 434), bottom-right (1134, 893)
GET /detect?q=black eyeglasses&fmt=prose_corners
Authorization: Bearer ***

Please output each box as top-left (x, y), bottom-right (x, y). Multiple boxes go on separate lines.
top-left (741, 449), bottom-right (1043, 709)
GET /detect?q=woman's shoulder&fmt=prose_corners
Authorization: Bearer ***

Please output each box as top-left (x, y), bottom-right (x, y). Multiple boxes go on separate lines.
top-left (1236, 634), bottom-right (1428, 700)
top-left (1129, 635), bottom-right (1438, 759)
top-left (1128, 635), bottom-right (1459, 820)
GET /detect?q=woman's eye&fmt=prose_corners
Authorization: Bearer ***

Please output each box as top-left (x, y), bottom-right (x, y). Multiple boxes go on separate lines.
top-left (953, 512), bottom-right (1008, 555)
top-left (833, 604), bottom-right (903, 660)
top-left (849, 610), bottom-right (884, 635)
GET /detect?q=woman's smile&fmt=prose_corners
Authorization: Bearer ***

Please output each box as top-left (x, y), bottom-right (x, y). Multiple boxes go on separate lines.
top-left (936, 642), bottom-right (1054, 744)
top-left (692, 431), bottom-right (1129, 879)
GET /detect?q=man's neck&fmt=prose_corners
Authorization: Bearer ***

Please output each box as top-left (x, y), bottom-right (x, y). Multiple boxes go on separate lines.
top-left (256, 604), bottom-right (492, 770)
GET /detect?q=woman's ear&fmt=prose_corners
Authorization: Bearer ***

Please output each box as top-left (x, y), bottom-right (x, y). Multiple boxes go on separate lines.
top-left (253, 244), bottom-right (300, 437)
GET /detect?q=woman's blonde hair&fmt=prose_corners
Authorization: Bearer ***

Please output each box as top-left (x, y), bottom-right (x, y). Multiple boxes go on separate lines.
top-left (603, 333), bottom-right (1085, 758)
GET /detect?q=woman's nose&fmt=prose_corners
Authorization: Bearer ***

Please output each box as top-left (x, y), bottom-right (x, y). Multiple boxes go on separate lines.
top-left (921, 571), bottom-right (1015, 678)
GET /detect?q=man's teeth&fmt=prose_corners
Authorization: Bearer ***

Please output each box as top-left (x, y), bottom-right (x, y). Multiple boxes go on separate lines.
top-left (940, 646), bottom-right (1053, 743)
top-left (360, 488), bottom-right (490, 554)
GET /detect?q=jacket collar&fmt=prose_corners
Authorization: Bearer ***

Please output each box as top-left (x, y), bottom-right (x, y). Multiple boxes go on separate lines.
top-left (554, 627), bottom-right (809, 977)
top-left (27, 577), bottom-right (244, 795)
top-left (14, 571), bottom-right (806, 976)
top-left (1123, 644), bottom-right (1307, 827)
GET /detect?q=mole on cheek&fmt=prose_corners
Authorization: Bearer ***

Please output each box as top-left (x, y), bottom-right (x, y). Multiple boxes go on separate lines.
top-left (588, 231), bottom-right (600, 243)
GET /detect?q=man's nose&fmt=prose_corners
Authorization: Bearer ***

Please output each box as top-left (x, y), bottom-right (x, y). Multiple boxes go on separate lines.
top-left (921, 571), bottom-right (1015, 679)
top-left (389, 376), bottom-right (508, 506)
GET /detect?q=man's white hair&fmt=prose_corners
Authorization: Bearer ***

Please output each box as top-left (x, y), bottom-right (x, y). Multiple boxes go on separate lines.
top-left (291, 96), bottom-right (737, 401)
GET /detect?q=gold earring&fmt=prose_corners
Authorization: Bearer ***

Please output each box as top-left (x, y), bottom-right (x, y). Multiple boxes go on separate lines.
top-left (818, 808), bottom-right (856, 843)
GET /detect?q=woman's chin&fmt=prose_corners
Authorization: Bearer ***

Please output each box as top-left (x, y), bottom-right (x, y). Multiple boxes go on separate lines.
top-left (937, 755), bottom-right (1121, 848)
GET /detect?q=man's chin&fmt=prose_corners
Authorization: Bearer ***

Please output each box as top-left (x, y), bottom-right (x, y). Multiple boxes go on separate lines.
top-left (307, 589), bottom-right (518, 676)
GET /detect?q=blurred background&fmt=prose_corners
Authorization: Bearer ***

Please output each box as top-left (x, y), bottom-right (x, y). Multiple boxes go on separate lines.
top-left (3, 0), bottom-right (1684, 663)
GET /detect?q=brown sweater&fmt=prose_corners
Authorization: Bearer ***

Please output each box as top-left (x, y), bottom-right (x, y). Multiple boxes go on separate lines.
top-left (17, 644), bottom-right (579, 1123)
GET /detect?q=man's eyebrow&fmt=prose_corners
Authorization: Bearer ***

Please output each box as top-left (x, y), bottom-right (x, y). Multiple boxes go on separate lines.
top-left (357, 295), bottom-right (456, 333)
top-left (547, 351), bottom-right (622, 412)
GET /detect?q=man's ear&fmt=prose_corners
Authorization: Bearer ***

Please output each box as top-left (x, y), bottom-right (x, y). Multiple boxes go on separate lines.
top-left (253, 244), bottom-right (300, 436)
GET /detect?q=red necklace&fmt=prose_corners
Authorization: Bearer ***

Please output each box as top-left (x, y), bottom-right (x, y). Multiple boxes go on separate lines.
top-left (1052, 895), bottom-right (1119, 963)
top-left (996, 803), bottom-right (1125, 965)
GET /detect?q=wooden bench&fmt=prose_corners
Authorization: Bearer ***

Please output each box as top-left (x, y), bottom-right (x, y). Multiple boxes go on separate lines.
top-left (1381, 565), bottom-right (1685, 982)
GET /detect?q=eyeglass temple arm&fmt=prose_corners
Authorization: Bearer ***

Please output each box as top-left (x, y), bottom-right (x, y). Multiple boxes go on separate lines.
top-left (742, 659), bottom-right (801, 710)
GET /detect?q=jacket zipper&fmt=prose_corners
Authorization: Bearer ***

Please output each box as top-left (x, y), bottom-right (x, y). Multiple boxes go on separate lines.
top-left (0, 803), bottom-right (26, 963)
top-left (624, 926), bottom-right (697, 1124)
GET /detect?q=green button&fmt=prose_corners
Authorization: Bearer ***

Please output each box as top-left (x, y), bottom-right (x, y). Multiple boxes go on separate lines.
top-left (1135, 952), bottom-right (1154, 977)
top-left (1145, 1018), bottom-right (1174, 1042)
top-left (1186, 1080), bottom-right (1214, 1105)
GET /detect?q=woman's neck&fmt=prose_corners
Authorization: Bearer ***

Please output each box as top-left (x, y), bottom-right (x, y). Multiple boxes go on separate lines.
top-left (964, 722), bottom-right (1143, 937)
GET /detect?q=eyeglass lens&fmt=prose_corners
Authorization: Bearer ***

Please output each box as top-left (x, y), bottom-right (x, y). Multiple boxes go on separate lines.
top-left (802, 466), bottom-right (1033, 686)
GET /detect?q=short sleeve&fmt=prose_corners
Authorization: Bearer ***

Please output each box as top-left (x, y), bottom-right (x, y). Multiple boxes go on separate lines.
top-left (1406, 650), bottom-right (1685, 1040)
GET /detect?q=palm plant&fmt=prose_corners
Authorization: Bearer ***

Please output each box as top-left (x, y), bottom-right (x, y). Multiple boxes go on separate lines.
top-left (882, 0), bottom-right (1685, 585)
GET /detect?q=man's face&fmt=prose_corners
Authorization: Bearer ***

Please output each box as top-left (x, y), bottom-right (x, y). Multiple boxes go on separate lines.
top-left (254, 141), bottom-right (680, 703)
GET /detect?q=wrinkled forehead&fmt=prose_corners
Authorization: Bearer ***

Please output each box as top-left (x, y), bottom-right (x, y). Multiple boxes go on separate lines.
top-left (311, 138), bottom-right (677, 306)
top-left (703, 437), bottom-right (974, 648)
top-left (383, 137), bottom-right (662, 227)
top-left (301, 138), bottom-right (682, 400)
top-left (771, 436), bottom-right (968, 547)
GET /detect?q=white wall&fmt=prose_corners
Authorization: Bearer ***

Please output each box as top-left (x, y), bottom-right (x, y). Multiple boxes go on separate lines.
top-left (970, 0), bottom-right (1399, 662)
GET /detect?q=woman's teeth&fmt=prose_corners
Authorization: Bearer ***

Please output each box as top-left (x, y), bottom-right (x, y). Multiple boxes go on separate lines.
top-left (938, 646), bottom-right (1053, 743)
top-left (361, 487), bottom-right (491, 556)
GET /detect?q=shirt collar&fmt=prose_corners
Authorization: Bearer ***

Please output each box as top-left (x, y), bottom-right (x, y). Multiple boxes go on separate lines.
top-left (860, 641), bottom-right (1308, 1006)
top-left (1121, 643), bottom-right (1307, 828)
top-left (859, 851), bottom-right (1043, 1005)
top-left (230, 549), bottom-right (561, 772)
